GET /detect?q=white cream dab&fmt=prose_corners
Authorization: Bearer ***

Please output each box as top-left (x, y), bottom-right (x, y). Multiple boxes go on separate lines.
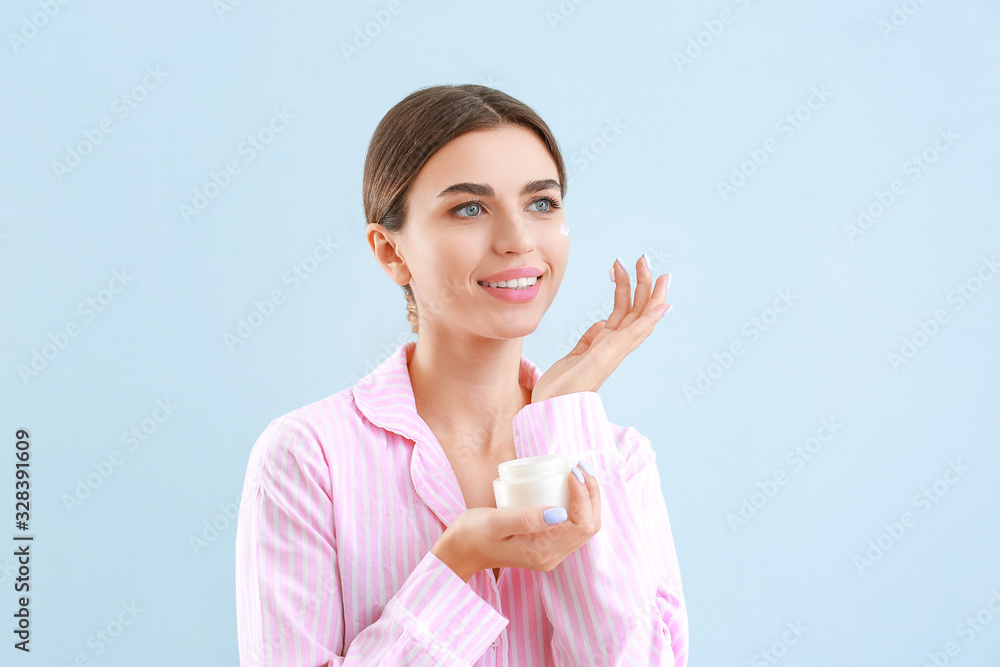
top-left (559, 221), bottom-right (569, 236)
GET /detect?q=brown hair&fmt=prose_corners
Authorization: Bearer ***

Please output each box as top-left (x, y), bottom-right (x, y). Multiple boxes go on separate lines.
top-left (363, 84), bottom-right (567, 334)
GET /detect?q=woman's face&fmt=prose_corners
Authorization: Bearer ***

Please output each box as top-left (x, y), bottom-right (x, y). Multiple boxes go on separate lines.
top-left (379, 125), bottom-right (569, 339)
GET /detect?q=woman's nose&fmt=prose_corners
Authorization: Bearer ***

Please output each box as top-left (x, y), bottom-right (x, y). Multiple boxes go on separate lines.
top-left (493, 210), bottom-right (535, 252)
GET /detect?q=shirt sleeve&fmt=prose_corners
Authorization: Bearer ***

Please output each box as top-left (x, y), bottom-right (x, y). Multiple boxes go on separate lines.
top-left (235, 416), bottom-right (509, 666)
top-left (512, 391), bottom-right (690, 666)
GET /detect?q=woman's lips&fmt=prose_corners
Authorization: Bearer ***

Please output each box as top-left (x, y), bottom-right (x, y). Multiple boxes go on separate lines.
top-left (478, 276), bottom-right (542, 303)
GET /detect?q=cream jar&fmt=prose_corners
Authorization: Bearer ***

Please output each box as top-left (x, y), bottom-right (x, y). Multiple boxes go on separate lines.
top-left (493, 453), bottom-right (572, 512)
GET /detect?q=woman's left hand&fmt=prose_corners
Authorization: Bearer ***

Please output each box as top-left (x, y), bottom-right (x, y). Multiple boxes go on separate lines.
top-left (531, 256), bottom-right (671, 404)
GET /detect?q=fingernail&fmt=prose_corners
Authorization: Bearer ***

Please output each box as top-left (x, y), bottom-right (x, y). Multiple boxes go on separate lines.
top-left (609, 267), bottom-right (616, 282)
top-left (577, 459), bottom-right (595, 477)
top-left (615, 256), bottom-right (625, 272)
top-left (641, 253), bottom-right (651, 273)
top-left (544, 506), bottom-right (568, 524)
top-left (658, 304), bottom-right (672, 319)
top-left (665, 273), bottom-right (672, 291)
top-left (572, 465), bottom-right (585, 485)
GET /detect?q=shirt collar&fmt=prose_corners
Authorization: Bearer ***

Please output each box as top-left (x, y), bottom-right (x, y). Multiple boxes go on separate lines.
top-left (353, 339), bottom-right (543, 445)
top-left (352, 339), bottom-right (544, 528)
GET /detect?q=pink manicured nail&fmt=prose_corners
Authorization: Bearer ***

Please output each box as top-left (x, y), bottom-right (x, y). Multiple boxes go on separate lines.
top-left (665, 273), bottom-right (672, 291)
top-left (658, 304), bottom-right (672, 319)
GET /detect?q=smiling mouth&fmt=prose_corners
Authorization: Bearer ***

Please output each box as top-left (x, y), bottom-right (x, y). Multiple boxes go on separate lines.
top-left (476, 276), bottom-right (541, 290)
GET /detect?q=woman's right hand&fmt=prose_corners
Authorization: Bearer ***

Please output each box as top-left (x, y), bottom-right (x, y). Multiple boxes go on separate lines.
top-left (530, 256), bottom-right (671, 405)
top-left (430, 464), bottom-right (601, 583)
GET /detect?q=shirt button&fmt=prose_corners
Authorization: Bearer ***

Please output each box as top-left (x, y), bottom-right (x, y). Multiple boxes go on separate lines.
top-left (491, 635), bottom-right (501, 648)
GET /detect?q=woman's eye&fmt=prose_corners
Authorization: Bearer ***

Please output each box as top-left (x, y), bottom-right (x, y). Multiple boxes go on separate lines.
top-left (528, 197), bottom-right (560, 213)
top-left (455, 202), bottom-right (483, 217)
top-left (455, 197), bottom-right (559, 218)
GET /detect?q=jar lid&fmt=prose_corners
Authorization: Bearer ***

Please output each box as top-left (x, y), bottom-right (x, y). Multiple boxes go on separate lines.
top-left (497, 453), bottom-right (571, 481)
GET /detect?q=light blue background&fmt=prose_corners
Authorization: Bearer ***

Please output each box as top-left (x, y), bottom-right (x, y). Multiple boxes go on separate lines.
top-left (2, 1), bottom-right (998, 665)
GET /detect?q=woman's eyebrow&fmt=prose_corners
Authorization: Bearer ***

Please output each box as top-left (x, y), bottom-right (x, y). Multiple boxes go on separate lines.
top-left (436, 179), bottom-right (561, 198)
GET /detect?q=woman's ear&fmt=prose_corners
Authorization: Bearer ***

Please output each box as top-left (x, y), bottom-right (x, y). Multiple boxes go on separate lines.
top-left (366, 223), bottom-right (411, 287)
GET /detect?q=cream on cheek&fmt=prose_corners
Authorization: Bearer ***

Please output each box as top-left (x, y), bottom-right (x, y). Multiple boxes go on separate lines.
top-left (560, 221), bottom-right (569, 236)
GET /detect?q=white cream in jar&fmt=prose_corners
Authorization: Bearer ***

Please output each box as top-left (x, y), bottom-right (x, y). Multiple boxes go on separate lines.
top-left (493, 453), bottom-right (572, 512)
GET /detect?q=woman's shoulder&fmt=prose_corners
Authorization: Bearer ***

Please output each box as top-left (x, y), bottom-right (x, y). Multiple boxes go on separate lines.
top-left (246, 385), bottom-right (364, 480)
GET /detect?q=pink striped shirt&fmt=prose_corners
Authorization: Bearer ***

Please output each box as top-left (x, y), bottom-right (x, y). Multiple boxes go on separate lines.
top-left (235, 339), bottom-right (688, 666)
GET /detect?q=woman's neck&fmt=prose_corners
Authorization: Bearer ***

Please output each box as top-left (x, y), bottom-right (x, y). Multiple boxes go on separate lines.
top-left (407, 335), bottom-right (530, 456)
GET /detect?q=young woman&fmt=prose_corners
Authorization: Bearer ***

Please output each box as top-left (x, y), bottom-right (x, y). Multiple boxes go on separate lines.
top-left (235, 84), bottom-right (688, 666)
